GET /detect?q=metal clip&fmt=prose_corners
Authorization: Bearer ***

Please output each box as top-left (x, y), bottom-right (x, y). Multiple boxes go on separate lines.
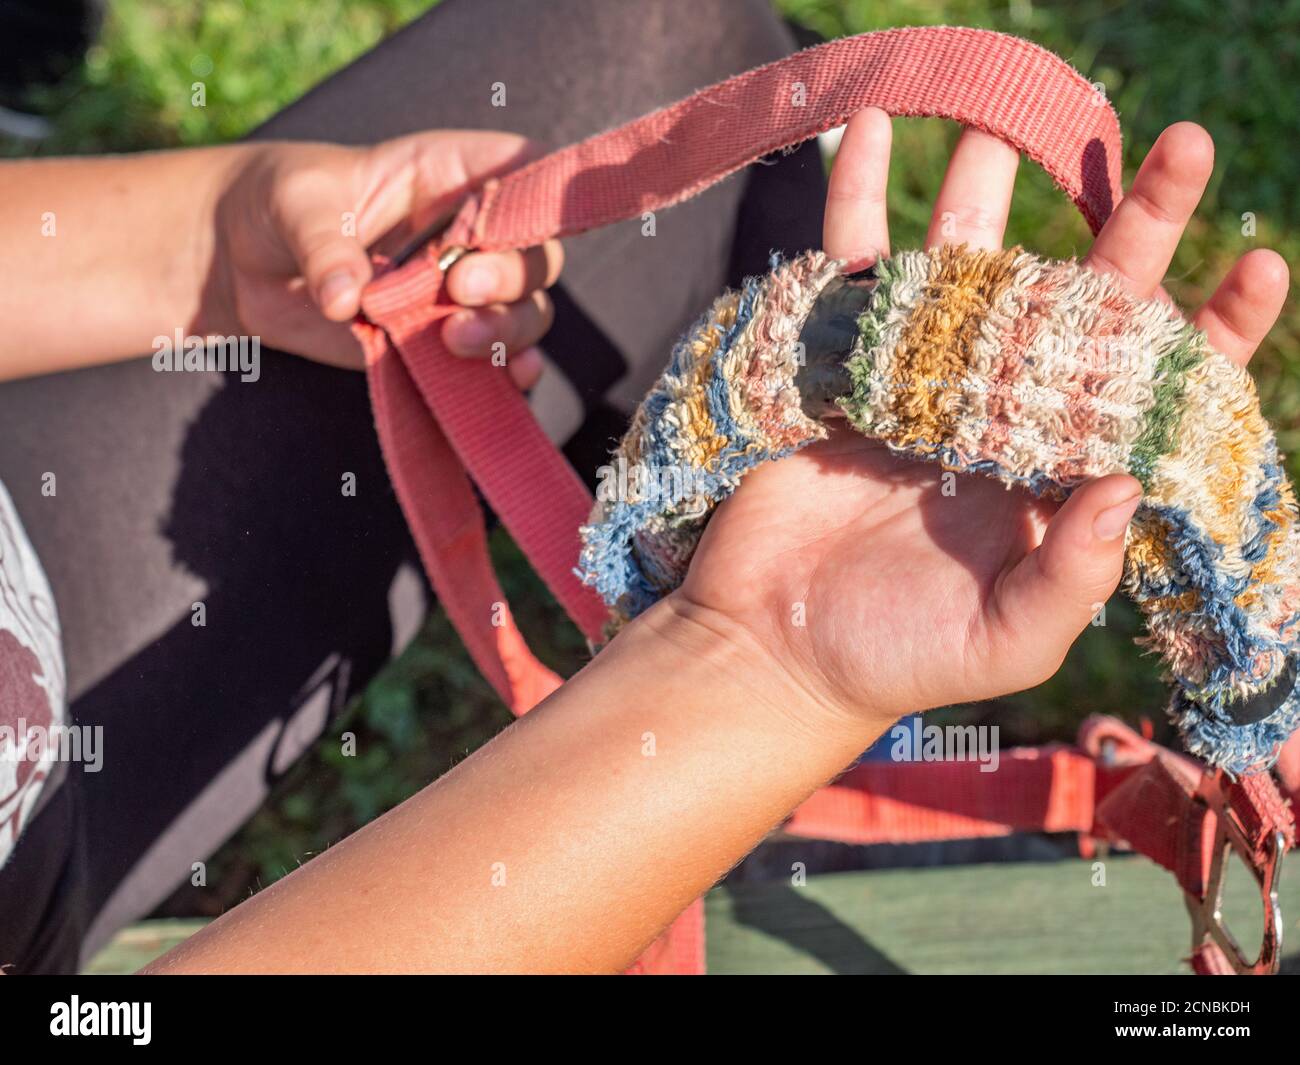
top-left (1182, 772), bottom-right (1287, 975)
top-left (390, 202), bottom-right (470, 270)
top-left (438, 244), bottom-right (469, 271)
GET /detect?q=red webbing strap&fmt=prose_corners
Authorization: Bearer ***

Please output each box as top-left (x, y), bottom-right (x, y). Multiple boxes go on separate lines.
top-left (359, 302), bottom-right (701, 970)
top-left (357, 309), bottom-right (568, 712)
top-left (356, 27), bottom-right (1126, 974)
top-left (1191, 941), bottom-right (1238, 977)
top-left (623, 899), bottom-right (706, 976)
top-left (1072, 720), bottom-right (1295, 975)
top-left (1095, 760), bottom-right (1295, 975)
top-left (470, 26), bottom-right (1123, 246)
top-left (782, 716), bottom-right (1295, 975)
top-left (359, 26), bottom-right (1125, 711)
top-left (358, 239), bottom-right (609, 717)
top-left (1094, 754), bottom-right (1215, 894)
top-left (1229, 771), bottom-right (1297, 858)
top-left (784, 746), bottom-right (1097, 844)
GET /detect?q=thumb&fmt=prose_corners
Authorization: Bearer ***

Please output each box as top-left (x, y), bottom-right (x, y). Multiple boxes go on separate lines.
top-left (994, 474), bottom-right (1143, 670)
top-left (360, 130), bottom-right (539, 253)
top-left (288, 132), bottom-right (536, 320)
top-left (281, 178), bottom-right (375, 322)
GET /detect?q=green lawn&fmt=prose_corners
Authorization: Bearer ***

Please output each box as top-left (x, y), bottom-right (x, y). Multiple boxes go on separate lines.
top-left (7, 0), bottom-right (1299, 921)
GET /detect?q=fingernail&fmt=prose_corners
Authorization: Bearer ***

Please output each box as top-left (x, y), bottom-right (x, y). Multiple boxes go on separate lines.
top-left (318, 270), bottom-right (356, 311)
top-left (840, 250), bottom-right (881, 275)
top-left (459, 262), bottom-right (497, 303)
top-left (1094, 493), bottom-right (1142, 541)
top-left (445, 311), bottom-right (491, 355)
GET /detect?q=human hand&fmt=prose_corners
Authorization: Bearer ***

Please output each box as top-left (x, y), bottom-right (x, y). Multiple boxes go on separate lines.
top-left (210, 131), bottom-right (561, 385)
top-left (671, 115), bottom-right (1290, 730)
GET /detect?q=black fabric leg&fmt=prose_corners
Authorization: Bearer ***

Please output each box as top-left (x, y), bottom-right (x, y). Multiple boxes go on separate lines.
top-left (0, 0), bottom-right (825, 972)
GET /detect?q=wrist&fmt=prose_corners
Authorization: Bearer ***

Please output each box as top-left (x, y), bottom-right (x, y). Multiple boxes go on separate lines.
top-left (623, 593), bottom-right (894, 755)
top-left (193, 143), bottom-right (266, 337)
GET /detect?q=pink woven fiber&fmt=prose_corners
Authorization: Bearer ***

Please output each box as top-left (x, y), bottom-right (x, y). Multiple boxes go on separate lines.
top-left (471, 26), bottom-right (1123, 249)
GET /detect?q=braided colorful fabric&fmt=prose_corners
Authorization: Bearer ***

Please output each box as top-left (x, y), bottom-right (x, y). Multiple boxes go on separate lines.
top-left (578, 246), bottom-right (1300, 775)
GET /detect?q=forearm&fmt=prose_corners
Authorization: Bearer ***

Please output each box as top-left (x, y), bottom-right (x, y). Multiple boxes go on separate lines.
top-left (145, 596), bottom-right (893, 974)
top-left (0, 146), bottom-right (252, 381)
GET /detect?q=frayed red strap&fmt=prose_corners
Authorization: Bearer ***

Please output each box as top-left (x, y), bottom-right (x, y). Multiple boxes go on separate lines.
top-left (357, 27), bottom-right (1127, 974)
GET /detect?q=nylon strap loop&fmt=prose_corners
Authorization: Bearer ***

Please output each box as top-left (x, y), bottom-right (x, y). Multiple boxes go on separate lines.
top-left (360, 27), bottom-right (1127, 714)
top-left (472, 26), bottom-right (1123, 248)
top-left (357, 26), bottom-right (1132, 974)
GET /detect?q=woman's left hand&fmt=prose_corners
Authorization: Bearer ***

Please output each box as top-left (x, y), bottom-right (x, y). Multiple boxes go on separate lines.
top-left (671, 115), bottom-right (1291, 734)
top-left (211, 131), bottom-right (562, 386)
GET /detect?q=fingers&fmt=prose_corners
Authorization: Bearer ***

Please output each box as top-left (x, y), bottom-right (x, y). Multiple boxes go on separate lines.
top-left (1084, 123), bottom-right (1214, 297)
top-left (439, 242), bottom-right (561, 394)
top-left (925, 128), bottom-right (1019, 250)
top-left (824, 108), bottom-right (892, 269)
top-left (443, 287), bottom-right (553, 357)
top-left (378, 133), bottom-right (560, 394)
top-left (425, 129), bottom-right (537, 187)
top-left (279, 184), bottom-right (375, 321)
top-left (361, 131), bottom-right (538, 241)
top-left (444, 241), bottom-right (564, 307)
top-left (992, 475), bottom-right (1143, 680)
top-left (262, 149), bottom-right (376, 320)
top-left (1192, 249), bottom-right (1290, 367)
top-left (270, 130), bottom-right (558, 393)
top-left (442, 288), bottom-right (553, 393)
top-left (442, 309), bottom-right (547, 390)
top-left (506, 347), bottom-right (545, 391)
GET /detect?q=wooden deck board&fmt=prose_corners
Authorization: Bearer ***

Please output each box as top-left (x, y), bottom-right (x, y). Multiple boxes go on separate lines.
top-left (83, 855), bottom-right (1300, 973)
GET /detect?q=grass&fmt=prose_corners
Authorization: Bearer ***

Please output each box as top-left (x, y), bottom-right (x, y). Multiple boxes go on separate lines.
top-left (6, 0), bottom-right (433, 153)
top-left (6, 0), bottom-right (1299, 913)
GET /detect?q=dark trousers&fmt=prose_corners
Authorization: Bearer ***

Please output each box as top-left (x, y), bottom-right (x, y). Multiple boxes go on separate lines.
top-left (0, 0), bottom-right (825, 972)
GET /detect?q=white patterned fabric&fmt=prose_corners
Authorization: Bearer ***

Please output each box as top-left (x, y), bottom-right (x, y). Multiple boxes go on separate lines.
top-left (0, 479), bottom-right (64, 870)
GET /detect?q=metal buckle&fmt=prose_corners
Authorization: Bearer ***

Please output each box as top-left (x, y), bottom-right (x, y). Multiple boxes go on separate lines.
top-left (1182, 771), bottom-right (1287, 975)
top-left (390, 203), bottom-right (470, 270)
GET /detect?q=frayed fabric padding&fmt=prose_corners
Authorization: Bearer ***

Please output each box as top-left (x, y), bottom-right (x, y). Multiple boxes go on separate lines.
top-left (579, 247), bottom-right (1300, 774)
top-left (578, 252), bottom-right (835, 636)
top-left (1172, 684), bottom-right (1300, 778)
